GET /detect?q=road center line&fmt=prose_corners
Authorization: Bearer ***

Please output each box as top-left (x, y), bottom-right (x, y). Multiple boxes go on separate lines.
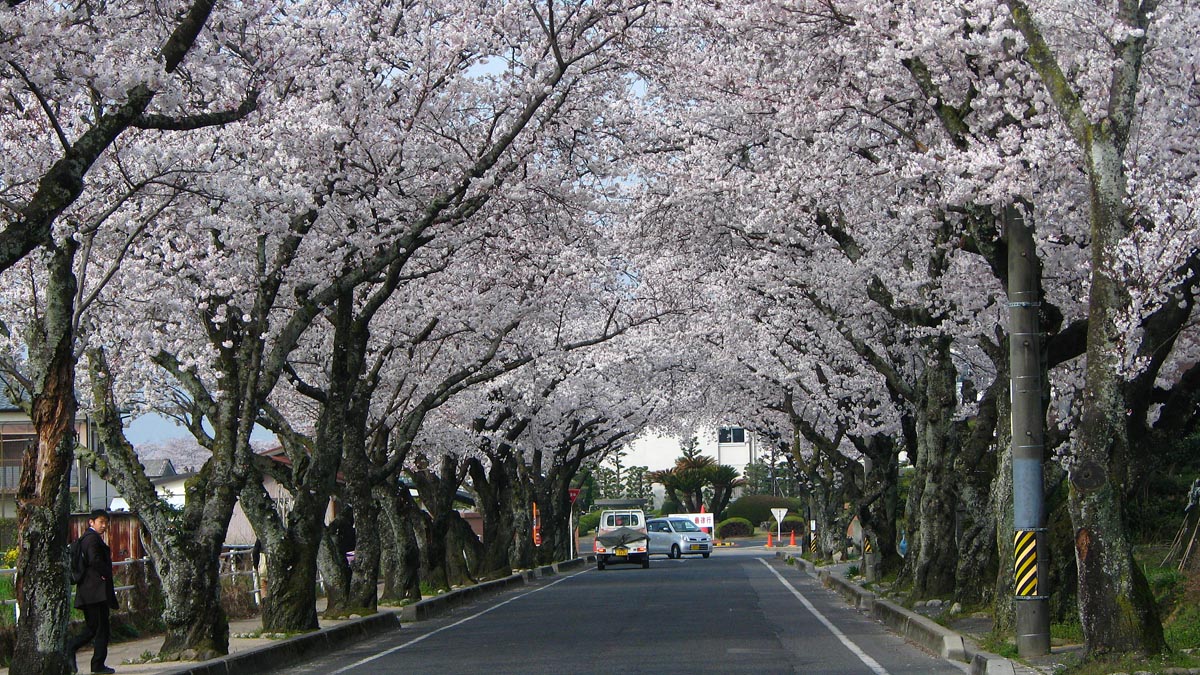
top-left (330, 567), bottom-right (593, 674)
top-left (758, 558), bottom-right (891, 675)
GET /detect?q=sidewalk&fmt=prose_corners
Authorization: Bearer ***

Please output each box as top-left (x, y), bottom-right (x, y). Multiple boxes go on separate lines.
top-left (3, 558), bottom-right (591, 675)
top-left (0, 609), bottom-right (374, 675)
top-left (771, 551), bottom-right (1044, 675)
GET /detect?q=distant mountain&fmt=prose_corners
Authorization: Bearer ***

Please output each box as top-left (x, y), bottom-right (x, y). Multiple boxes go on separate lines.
top-left (134, 437), bottom-right (276, 474)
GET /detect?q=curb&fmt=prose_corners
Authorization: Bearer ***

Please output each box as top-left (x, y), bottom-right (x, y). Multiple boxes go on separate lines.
top-left (405, 556), bottom-right (593, 621)
top-left (160, 610), bottom-right (402, 675)
top-left (773, 552), bottom-right (1018, 674)
top-left (159, 556), bottom-right (592, 675)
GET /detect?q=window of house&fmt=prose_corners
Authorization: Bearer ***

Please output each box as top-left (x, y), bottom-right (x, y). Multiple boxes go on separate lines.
top-left (719, 427), bottom-right (745, 444)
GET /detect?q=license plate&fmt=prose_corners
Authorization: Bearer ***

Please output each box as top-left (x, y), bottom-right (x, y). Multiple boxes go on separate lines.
top-left (690, 545), bottom-right (703, 551)
top-left (615, 547), bottom-right (627, 556)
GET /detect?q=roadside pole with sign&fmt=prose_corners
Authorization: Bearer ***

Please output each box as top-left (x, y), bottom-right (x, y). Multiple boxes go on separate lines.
top-left (771, 508), bottom-right (787, 548)
top-left (568, 488), bottom-right (580, 559)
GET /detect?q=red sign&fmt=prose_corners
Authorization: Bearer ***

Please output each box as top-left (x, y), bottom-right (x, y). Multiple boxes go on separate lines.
top-left (568, 488), bottom-right (580, 503)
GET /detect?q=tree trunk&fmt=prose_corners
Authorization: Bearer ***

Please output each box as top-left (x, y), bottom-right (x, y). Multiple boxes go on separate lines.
top-left (509, 476), bottom-right (536, 571)
top-left (858, 435), bottom-right (903, 577)
top-left (903, 338), bottom-right (959, 599)
top-left (10, 242), bottom-right (77, 675)
top-left (1069, 136), bottom-right (1165, 655)
top-left (238, 477), bottom-right (321, 632)
top-left (155, 535), bottom-right (230, 659)
top-left (376, 484), bottom-right (421, 605)
top-left (468, 456), bottom-right (516, 578)
top-left (340, 475), bottom-right (381, 615)
top-left (316, 517), bottom-right (351, 613)
top-left (952, 371), bottom-right (1003, 606)
top-left (87, 349), bottom-right (242, 660)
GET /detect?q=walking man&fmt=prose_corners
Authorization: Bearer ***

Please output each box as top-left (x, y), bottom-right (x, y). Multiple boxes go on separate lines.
top-left (68, 509), bottom-right (118, 674)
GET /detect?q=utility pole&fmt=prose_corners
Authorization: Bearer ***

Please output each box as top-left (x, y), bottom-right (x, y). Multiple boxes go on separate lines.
top-left (1006, 204), bottom-right (1051, 656)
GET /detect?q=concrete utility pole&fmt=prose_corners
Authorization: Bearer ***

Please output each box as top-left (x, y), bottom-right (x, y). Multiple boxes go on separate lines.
top-left (1006, 205), bottom-right (1051, 656)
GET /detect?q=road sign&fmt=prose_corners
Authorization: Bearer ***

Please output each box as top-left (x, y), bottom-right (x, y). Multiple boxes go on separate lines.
top-left (671, 513), bottom-right (714, 529)
top-left (568, 488), bottom-right (580, 503)
top-left (771, 508), bottom-right (787, 548)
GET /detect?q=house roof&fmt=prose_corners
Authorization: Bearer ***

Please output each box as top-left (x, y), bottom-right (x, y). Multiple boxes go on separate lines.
top-left (0, 390), bottom-right (20, 412)
top-left (141, 459), bottom-right (176, 478)
top-left (151, 471), bottom-right (197, 486)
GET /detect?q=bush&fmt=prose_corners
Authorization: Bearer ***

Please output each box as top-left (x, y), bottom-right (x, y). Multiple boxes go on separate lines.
top-left (716, 517), bottom-right (753, 538)
top-left (1166, 599), bottom-right (1200, 650)
top-left (725, 495), bottom-right (804, 528)
top-left (779, 516), bottom-right (807, 534)
top-left (578, 510), bottom-right (602, 535)
top-left (658, 496), bottom-right (682, 516)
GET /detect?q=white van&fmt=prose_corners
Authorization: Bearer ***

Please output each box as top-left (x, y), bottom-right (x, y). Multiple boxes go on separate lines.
top-left (593, 509), bottom-right (649, 570)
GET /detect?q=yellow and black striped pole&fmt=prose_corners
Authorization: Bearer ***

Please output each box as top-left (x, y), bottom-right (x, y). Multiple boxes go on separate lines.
top-left (1014, 530), bottom-right (1039, 597)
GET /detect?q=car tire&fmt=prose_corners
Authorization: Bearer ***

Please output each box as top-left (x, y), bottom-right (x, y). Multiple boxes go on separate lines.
top-left (642, 557), bottom-right (650, 569)
top-left (670, 544), bottom-right (681, 560)
top-left (702, 552), bottom-right (711, 559)
top-left (598, 560), bottom-right (606, 570)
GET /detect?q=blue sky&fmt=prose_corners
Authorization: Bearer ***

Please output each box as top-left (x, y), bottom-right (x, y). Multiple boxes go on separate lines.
top-left (124, 412), bottom-right (276, 445)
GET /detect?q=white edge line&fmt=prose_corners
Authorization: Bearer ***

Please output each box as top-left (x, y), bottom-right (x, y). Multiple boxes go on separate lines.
top-left (758, 558), bottom-right (891, 675)
top-left (329, 567), bottom-right (593, 674)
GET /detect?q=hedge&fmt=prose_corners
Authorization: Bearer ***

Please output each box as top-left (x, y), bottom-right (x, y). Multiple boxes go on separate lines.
top-left (716, 517), bottom-right (753, 538)
top-left (578, 510), bottom-right (603, 534)
top-left (779, 515), bottom-right (807, 534)
top-left (724, 495), bottom-right (804, 527)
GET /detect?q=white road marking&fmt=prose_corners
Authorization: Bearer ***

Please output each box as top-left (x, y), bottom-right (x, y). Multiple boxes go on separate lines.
top-left (329, 568), bottom-right (592, 674)
top-left (758, 558), bottom-right (891, 675)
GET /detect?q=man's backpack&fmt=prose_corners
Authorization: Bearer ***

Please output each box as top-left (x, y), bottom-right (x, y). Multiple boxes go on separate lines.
top-left (68, 535), bottom-right (87, 585)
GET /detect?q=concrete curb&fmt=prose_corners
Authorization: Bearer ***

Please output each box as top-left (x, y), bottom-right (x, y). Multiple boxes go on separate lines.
top-left (160, 610), bottom-right (402, 675)
top-left (773, 551), bottom-right (1018, 673)
top-left (160, 556), bottom-right (593, 675)
top-left (404, 556), bottom-right (593, 621)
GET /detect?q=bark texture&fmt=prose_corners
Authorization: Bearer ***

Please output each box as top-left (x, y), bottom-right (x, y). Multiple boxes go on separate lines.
top-left (902, 339), bottom-right (960, 599)
top-left (10, 246), bottom-right (77, 675)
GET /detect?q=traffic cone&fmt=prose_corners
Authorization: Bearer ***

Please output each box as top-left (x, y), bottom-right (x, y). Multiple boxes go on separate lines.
top-left (789, 530), bottom-right (796, 547)
top-left (767, 531), bottom-right (773, 547)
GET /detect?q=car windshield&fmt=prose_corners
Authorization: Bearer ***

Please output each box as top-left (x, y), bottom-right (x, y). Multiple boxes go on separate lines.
top-left (671, 519), bottom-right (701, 532)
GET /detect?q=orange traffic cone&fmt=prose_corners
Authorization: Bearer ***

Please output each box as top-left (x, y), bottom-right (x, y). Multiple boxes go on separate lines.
top-left (767, 531), bottom-right (773, 547)
top-left (789, 530), bottom-right (796, 547)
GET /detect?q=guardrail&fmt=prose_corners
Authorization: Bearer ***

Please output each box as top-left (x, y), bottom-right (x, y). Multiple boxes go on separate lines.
top-left (0, 545), bottom-right (263, 623)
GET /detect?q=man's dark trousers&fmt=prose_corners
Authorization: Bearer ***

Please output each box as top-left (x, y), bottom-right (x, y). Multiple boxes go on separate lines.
top-left (68, 601), bottom-right (111, 672)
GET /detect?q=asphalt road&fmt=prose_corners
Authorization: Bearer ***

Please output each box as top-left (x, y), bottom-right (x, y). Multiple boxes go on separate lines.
top-left (275, 548), bottom-right (966, 675)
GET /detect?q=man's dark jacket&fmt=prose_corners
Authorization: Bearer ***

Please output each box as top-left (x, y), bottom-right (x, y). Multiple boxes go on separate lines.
top-left (73, 529), bottom-right (118, 609)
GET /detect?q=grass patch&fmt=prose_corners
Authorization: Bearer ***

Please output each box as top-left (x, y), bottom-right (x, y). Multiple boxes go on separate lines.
top-left (1056, 651), bottom-right (1200, 675)
top-left (1050, 620), bottom-right (1084, 644)
top-left (980, 632), bottom-right (1018, 659)
top-left (1165, 597), bottom-right (1200, 650)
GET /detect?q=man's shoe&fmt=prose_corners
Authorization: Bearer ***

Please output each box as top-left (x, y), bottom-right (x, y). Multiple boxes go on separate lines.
top-left (90, 667), bottom-right (115, 674)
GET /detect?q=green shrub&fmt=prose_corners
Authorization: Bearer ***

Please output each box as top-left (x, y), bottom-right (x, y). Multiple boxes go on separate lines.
top-left (1166, 600), bottom-right (1200, 650)
top-left (725, 495), bottom-right (803, 527)
top-left (716, 517), bottom-right (753, 538)
top-left (779, 515), bottom-right (807, 534)
top-left (1145, 565), bottom-right (1186, 613)
top-left (578, 510), bottom-right (602, 535)
top-left (658, 496), bottom-right (682, 516)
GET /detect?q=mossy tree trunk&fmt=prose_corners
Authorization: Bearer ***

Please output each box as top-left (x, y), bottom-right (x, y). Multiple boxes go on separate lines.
top-left (376, 483), bottom-right (422, 604)
top-left (902, 338), bottom-right (960, 600)
top-left (10, 243), bottom-right (77, 675)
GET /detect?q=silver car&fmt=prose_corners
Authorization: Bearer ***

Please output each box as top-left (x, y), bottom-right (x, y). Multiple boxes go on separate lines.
top-left (647, 517), bottom-right (713, 559)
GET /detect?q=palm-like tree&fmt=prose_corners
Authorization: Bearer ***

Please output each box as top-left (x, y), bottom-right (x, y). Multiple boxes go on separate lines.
top-left (705, 464), bottom-right (746, 520)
